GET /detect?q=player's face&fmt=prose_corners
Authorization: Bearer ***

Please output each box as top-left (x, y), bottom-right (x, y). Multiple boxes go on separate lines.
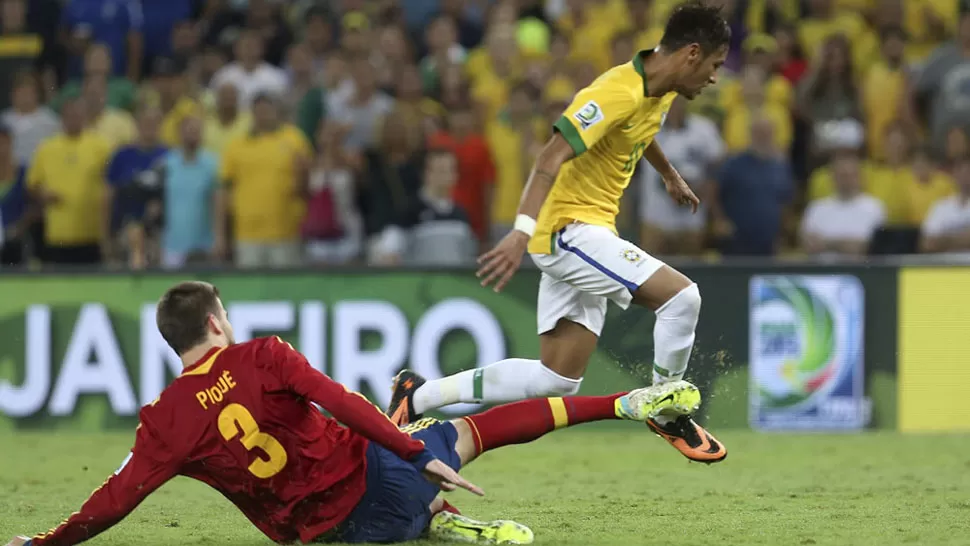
top-left (678, 45), bottom-right (728, 100)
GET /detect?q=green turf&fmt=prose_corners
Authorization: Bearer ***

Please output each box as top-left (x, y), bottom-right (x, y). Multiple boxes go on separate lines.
top-left (2, 428), bottom-right (969, 546)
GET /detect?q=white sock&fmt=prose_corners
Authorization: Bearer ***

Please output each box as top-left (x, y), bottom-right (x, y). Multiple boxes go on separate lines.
top-left (411, 358), bottom-right (582, 414)
top-left (651, 284), bottom-right (701, 424)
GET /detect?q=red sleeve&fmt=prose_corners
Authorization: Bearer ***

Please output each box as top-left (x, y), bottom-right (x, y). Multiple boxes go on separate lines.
top-left (32, 421), bottom-right (178, 546)
top-left (264, 336), bottom-right (430, 463)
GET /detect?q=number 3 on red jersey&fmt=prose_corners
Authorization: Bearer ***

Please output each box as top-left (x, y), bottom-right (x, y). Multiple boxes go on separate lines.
top-left (218, 403), bottom-right (288, 479)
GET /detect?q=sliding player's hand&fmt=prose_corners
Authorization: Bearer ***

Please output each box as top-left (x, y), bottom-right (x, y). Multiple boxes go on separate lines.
top-left (422, 459), bottom-right (485, 496)
top-left (5, 536), bottom-right (31, 546)
top-left (663, 173), bottom-right (700, 214)
top-left (477, 231), bottom-right (529, 293)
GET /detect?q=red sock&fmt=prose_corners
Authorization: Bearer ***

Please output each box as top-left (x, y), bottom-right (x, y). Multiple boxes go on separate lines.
top-left (462, 393), bottom-right (626, 455)
top-left (439, 500), bottom-right (461, 515)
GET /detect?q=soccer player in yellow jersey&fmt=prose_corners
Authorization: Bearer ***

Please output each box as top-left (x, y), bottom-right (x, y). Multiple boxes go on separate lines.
top-left (387, 3), bottom-right (730, 464)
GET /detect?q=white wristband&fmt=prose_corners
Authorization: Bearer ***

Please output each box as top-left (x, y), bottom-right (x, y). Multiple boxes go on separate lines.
top-left (513, 214), bottom-right (536, 237)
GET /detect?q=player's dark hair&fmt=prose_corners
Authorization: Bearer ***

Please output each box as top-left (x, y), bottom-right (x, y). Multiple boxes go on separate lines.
top-left (659, 1), bottom-right (731, 56)
top-left (157, 281), bottom-right (222, 355)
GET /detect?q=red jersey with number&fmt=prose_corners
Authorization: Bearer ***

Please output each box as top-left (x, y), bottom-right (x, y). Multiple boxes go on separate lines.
top-left (32, 336), bottom-right (430, 545)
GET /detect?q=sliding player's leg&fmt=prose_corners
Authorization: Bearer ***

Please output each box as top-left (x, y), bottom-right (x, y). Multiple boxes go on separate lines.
top-left (632, 265), bottom-right (727, 464)
top-left (330, 417), bottom-right (533, 544)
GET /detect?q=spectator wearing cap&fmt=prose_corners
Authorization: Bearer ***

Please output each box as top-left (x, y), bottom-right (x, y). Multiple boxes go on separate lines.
top-left (1, 72), bottom-right (59, 164)
top-left (219, 93), bottom-right (312, 268)
top-left (806, 118), bottom-right (867, 200)
top-left (639, 96), bottom-right (725, 256)
top-left (913, 12), bottom-right (970, 158)
top-left (204, 82), bottom-right (251, 157)
top-left (0, 122), bottom-right (28, 266)
top-left (712, 115), bottom-right (795, 256)
top-left (801, 152), bottom-right (886, 258)
top-left (920, 156), bottom-right (970, 254)
top-left (485, 82), bottom-right (546, 244)
top-left (723, 34), bottom-right (794, 113)
top-left (162, 114), bottom-right (221, 269)
top-left (150, 56), bottom-right (203, 147)
top-left (210, 29), bottom-right (287, 110)
top-left (103, 106), bottom-right (168, 269)
top-left (326, 57), bottom-right (394, 154)
top-left (723, 65), bottom-right (793, 154)
top-left (340, 11), bottom-right (373, 57)
top-left (82, 77), bottom-right (136, 152)
top-left (862, 26), bottom-right (908, 160)
top-left (27, 96), bottom-right (111, 265)
top-left (51, 43), bottom-right (137, 114)
top-left (370, 147), bottom-right (476, 267)
top-left (60, 0), bottom-right (144, 81)
top-left (0, 0), bottom-right (43, 111)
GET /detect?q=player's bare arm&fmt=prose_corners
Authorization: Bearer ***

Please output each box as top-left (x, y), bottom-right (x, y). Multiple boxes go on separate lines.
top-left (477, 133), bottom-right (575, 292)
top-left (643, 140), bottom-right (700, 213)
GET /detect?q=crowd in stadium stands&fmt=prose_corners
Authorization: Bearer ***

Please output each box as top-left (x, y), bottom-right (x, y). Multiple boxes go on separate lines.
top-left (2, 0), bottom-right (970, 270)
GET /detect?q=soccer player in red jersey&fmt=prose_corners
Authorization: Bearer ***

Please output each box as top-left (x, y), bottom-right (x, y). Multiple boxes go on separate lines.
top-left (6, 281), bottom-right (696, 546)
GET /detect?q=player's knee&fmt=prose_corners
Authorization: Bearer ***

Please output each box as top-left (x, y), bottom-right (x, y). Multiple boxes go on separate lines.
top-left (661, 283), bottom-right (701, 320)
top-left (528, 364), bottom-right (583, 397)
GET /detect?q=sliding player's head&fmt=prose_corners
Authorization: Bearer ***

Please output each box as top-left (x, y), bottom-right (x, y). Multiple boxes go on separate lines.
top-left (659, 1), bottom-right (731, 99)
top-left (157, 281), bottom-right (236, 357)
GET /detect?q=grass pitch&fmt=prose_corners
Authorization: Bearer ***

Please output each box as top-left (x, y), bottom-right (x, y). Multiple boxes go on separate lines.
top-left (2, 428), bottom-right (969, 546)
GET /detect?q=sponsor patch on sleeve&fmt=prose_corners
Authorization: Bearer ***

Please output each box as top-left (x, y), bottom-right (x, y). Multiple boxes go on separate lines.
top-left (573, 100), bottom-right (605, 130)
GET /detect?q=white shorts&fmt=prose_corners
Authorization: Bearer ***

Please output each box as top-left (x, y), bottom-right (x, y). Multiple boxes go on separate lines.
top-left (530, 223), bottom-right (665, 336)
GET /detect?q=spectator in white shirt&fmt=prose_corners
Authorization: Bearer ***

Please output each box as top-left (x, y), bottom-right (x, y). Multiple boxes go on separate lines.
top-left (801, 152), bottom-right (886, 258)
top-left (326, 57), bottom-right (395, 154)
top-left (1, 72), bottom-right (59, 164)
top-left (210, 29), bottom-right (287, 109)
top-left (638, 96), bottom-right (724, 255)
top-left (920, 156), bottom-right (970, 254)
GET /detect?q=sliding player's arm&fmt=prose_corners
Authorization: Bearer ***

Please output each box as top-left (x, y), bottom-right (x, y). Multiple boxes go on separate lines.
top-left (264, 337), bottom-right (482, 495)
top-left (26, 421), bottom-right (178, 546)
top-left (478, 79), bottom-right (639, 291)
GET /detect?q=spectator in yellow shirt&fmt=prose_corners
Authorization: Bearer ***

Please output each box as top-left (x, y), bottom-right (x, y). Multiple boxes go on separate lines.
top-left (721, 34), bottom-right (794, 112)
top-left (901, 145), bottom-right (956, 225)
top-left (204, 83), bottom-right (251, 157)
top-left (555, 0), bottom-right (617, 72)
top-left (82, 78), bottom-right (136, 152)
top-left (723, 65), bottom-right (793, 153)
top-left (867, 122), bottom-right (915, 224)
top-left (904, 0), bottom-right (958, 63)
top-left (219, 93), bottom-right (312, 269)
top-left (799, 0), bottom-right (877, 75)
top-left (485, 82), bottom-right (546, 242)
top-left (862, 27), bottom-right (908, 160)
top-left (27, 96), bottom-right (111, 265)
top-left (469, 25), bottom-right (522, 122)
top-left (149, 57), bottom-right (202, 147)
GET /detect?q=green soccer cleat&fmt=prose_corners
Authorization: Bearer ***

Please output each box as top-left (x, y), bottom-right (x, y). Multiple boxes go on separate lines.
top-left (614, 380), bottom-right (701, 422)
top-left (429, 511), bottom-right (535, 545)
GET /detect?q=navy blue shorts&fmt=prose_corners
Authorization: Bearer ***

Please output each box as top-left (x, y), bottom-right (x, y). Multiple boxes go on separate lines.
top-left (333, 419), bottom-right (462, 544)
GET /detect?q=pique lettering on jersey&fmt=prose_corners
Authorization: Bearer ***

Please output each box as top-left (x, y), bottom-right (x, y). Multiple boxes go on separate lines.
top-left (195, 370), bottom-right (237, 410)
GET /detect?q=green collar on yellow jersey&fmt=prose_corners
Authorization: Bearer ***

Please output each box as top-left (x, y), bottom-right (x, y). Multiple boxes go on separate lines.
top-left (632, 50), bottom-right (653, 97)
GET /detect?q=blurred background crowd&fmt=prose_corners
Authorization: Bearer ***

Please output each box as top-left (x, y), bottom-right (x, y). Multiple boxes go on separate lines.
top-left (3, 0), bottom-right (970, 270)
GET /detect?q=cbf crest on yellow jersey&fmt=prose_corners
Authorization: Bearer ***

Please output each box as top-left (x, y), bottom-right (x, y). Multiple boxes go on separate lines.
top-left (529, 51), bottom-right (677, 254)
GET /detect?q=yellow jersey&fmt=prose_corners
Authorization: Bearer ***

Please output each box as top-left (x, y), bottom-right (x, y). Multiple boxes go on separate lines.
top-left (220, 124), bottom-right (312, 242)
top-left (27, 131), bottom-right (111, 245)
top-left (530, 52), bottom-right (675, 254)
